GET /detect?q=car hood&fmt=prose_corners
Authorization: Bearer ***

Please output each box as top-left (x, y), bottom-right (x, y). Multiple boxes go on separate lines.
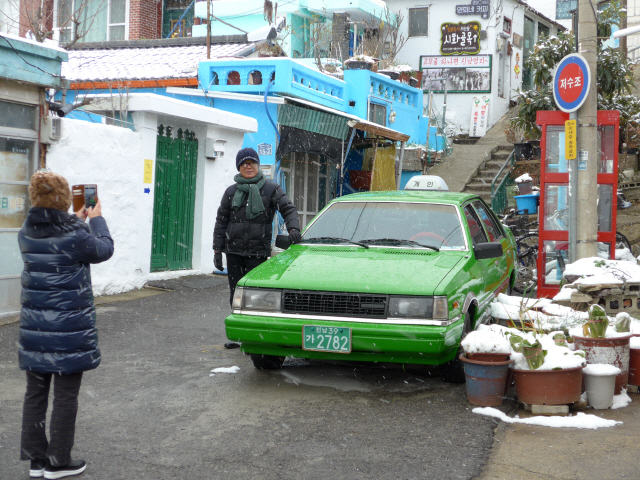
top-left (239, 245), bottom-right (466, 295)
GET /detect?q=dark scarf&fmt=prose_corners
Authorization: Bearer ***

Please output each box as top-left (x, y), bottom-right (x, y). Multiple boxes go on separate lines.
top-left (232, 171), bottom-right (266, 220)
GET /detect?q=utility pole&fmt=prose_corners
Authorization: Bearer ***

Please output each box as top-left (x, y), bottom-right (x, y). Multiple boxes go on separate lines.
top-left (207, 0), bottom-right (211, 59)
top-left (620, 0), bottom-right (627, 58)
top-left (575, 0), bottom-right (599, 259)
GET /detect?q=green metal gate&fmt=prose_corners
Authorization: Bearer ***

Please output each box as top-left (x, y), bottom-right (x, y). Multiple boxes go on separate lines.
top-left (151, 125), bottom-right (198, 272)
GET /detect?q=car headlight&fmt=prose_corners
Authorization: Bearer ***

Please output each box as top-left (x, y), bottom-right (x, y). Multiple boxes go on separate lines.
top-left (233, 287), bottom-right (282, 312)
top-left (388, 296), bottom-right (448, 319)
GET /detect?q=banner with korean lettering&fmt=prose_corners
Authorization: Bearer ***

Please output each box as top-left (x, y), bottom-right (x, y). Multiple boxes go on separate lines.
top-left (440, 21), bottom-right (481, 55)
top-left (469, 96), bottom-right (490, 138)
top-left (420, 55), bottom-right (491, 94)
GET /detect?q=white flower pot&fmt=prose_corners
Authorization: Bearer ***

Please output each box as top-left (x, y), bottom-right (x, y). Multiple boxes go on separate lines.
top-left (583, 364), bottom-right (621, 410)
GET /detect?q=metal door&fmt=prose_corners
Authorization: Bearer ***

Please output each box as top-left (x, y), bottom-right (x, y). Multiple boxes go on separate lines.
top-left (151, 126), bottom-right (198, 271)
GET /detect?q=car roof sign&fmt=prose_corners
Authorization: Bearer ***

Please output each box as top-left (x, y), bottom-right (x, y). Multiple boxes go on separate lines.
top-left (404, 175), bottom-right (449, 192)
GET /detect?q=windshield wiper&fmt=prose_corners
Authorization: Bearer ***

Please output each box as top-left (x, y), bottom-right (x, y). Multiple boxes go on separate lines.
top-left (303, 237), bottom-right (369, 248)
top-left (360, 238), bottom-right (439, 252)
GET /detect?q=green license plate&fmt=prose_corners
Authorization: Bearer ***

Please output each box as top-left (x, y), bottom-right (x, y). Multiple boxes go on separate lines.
top-left (302, 325), bottom-right (351, 353)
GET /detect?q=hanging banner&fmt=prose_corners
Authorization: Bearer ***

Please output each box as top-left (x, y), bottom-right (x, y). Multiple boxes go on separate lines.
top-left (420, 55), bottom-right (491, 93)
top-left (469, 96), bottom-right (490, 137)
top-left (440, 22), bottom-right (481, 55)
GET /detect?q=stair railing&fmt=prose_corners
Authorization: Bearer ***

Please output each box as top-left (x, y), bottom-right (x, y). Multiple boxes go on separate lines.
top-left (491, 149), bottom-right (515, 213)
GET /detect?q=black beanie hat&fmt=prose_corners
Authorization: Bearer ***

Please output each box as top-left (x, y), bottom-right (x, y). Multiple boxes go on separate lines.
top-left (236, 147), bottom-right (260, 171)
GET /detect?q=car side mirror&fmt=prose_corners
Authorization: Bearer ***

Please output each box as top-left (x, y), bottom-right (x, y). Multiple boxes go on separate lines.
top-left (275, 234), bottom-right (291, 250)
top-left (474, 242), bottom-right (503, 260)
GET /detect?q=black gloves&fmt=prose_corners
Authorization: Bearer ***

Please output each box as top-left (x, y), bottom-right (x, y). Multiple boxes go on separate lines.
top-left (214, 251), bottom-right (224, 271)
top-left (289, 229), bottom-right (302, 244)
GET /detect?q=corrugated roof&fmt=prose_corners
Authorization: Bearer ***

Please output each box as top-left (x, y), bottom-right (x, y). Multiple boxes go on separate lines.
top-left (63, 43), bottom-right (255, 83)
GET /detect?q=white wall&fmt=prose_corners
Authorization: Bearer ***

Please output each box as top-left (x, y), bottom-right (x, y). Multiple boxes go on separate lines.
top-left (47, 119), bottom-right (147, 295)
top-left (47, 118), bottom-right (248, 295)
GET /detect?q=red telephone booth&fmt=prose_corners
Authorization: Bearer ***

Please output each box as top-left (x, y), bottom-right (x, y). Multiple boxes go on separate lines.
top-left (536, 110), bottom-right (620, 298)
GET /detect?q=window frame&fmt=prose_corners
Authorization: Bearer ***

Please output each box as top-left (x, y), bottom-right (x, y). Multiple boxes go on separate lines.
top-left (55, 0), bottom-right (129, 43)
top-left (408, 7), bottom-right (429, 38)
top-left (463, 203), bottom-right (488, 246)
top-left (471, 200), bottom-right (504, 242)
top-left (368, 102), bottom-right (387, 127)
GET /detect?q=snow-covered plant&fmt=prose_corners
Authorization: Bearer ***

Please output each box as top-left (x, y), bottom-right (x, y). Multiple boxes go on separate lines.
top-left (521, 339), bottom-right (546, 370)
top-left (583, 305), bottom-right (609, 338)
top-left (615, 312), bottom-right (631, 333)
top-left (553, 333), bottom-right (568, 347)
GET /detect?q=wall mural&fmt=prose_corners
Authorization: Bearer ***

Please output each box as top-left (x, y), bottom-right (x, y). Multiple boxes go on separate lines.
top-left (420, 55), bottom-right (492, 94)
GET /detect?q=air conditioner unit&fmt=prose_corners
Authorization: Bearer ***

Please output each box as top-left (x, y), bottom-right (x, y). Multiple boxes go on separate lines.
top-left (40, 115), bottom-right (62, 144)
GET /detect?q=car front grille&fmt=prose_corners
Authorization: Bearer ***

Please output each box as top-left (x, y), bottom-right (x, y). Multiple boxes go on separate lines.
top-left (283, 291), bottom-right (388, 318)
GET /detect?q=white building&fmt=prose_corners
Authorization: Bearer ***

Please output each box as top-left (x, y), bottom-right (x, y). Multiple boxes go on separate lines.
top-left (385, 0), bottom-right (565, 136)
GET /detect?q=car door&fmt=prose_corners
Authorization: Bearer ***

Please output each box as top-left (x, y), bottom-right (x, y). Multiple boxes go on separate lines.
top-left (462, 203), bottom-right (491, 311)
top-left (471, 200), bottom-right (511, 295)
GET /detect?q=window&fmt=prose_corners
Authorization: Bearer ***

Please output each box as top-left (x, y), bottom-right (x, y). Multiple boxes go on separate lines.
top-left (368, 103), bottom-right (386, 127)
top-left (503, 17), bottom-right (511, 34)
top-left (0, 0), bottom-right (19, 34)
top-left (169, 19), bottom-right (186, 38)
top-left (538, 23), bottom-right (550, 40)
top-left (408, 8), bottom-right (428, 37)
top-left (57, 0), bottom-right (129, 44)
top-left (472, 200), bottom-right (503, 241)
top-left (463, 205), bottom-right (488, 246)
top-left (0, 101), bottom-right (38, 276)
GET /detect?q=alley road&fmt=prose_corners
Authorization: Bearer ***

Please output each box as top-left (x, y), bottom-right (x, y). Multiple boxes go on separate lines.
top-left (0, 275), bottom-right (513, 480)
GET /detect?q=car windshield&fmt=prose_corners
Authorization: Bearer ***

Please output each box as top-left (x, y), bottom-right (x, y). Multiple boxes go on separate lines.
top-left (303, 202), bottom-right (466, 250)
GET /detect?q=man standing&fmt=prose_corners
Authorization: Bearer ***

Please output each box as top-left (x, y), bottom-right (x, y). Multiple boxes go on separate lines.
top-left (213, 147), bottom-right (301, 348)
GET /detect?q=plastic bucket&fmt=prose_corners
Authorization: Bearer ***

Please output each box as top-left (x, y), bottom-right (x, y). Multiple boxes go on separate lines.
top-left (517, 181), bottom-right (533, 195)
top-left (583, 364), bottom-right (620, 409)
top-left (460, 355), bottom-right (513, 406)
top-left (514, 194), bottom-right (538, 215)
top-left (573, 335), bottom-right (632, 395)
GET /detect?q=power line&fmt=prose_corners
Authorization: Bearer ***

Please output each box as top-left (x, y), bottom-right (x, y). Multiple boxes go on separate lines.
top-left (0, 33), bottom-right (66, 79)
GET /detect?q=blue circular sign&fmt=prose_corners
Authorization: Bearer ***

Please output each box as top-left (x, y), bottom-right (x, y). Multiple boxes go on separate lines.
top-left (552, 53), bottom-right (591, 113)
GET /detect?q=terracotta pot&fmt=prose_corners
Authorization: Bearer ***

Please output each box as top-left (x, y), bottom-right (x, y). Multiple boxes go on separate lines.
top-left (466, 352), bottom-right (511, 362)
top-left (573, 335), bottom-right (632, 394)
top-left (460, 355), bottom-right (514, 406)
top-left (629, 348), bottom-right (640, 387)
top-left (511, 366), bottom-right (584, 405)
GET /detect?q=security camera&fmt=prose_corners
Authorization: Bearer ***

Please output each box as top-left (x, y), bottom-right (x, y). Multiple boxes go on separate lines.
top-left (48, 102), bottom-right (75, 117)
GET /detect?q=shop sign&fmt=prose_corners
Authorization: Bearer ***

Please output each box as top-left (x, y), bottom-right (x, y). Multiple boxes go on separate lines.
top-left (455, 0), bottom-right (490, 20)
top-left (469, 96), bottom-right (490, 137)
top-left (420, 55), bottom-right (491, 94)
top-left (440, 22), bottom-right (481, 55)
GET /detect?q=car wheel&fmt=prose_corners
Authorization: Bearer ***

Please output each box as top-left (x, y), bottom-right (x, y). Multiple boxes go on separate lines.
top-left (441, 311), bottom-right (472, 384)
top-left (250, 354), bottom-right (285, 370)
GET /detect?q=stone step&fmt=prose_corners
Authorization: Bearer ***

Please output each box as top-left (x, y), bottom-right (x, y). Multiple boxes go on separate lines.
top-left (463, 189), bottom-right (492, 200)
top-left (491, 152), bottom-right (511, 161)
top-left (465, 182), bottom-right (492, 192)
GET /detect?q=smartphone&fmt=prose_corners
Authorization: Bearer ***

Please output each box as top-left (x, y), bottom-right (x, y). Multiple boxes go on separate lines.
top-left (72, 184), bottom-right (98, 211)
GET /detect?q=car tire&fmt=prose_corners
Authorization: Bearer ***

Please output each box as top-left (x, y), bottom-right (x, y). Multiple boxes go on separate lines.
top-left (250, 354), bottom-right (285, 370)
top-left (441, 311), bottom-right (472, 384)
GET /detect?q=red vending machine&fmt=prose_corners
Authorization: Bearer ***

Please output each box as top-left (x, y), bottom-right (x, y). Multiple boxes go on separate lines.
top-left (536, 110), bottom-right (620, 298)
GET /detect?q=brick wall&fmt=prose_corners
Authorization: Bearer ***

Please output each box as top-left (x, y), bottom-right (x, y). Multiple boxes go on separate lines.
top-left (129, 0), bottom-right (161, 40)
top-left (19, 0), bottom-right (54, 39)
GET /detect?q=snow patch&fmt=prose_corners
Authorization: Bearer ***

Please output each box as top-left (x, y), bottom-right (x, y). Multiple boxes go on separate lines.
top-left (210, 366), bottom-right (240, 374)
top-left (473, 407), bottom-right (622, 429)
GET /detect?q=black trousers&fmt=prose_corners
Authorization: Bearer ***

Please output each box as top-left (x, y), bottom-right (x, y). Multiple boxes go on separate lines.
top-left (226, 253), bottom-right (268, 306)
top-left (20, 371), bottom-right (83, 467)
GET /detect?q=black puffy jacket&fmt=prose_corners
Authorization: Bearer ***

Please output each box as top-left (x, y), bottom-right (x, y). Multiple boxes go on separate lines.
top-left (213, 180), bottom-right (300, 257)
top-left (18, 208), bottom-right (114, 375)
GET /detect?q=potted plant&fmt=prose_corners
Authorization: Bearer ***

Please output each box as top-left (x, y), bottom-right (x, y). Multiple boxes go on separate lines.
top-left (571, 305), bottom-right (633, 395)
top-left (459, 327), bottom-right (513, 407)
top-left (344, 55), bottom-right (377, 71)
top-left (507, 329), bottom-right (586, 406)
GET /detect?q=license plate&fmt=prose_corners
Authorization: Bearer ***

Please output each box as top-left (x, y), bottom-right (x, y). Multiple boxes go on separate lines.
top-left (302, 325), bottom-right (351, 353)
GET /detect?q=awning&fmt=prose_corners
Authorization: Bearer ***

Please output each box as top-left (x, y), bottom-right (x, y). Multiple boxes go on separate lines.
top-left (280, 96), bottom-right (410, 143)
top-left (277, 103), bottom-right (350, 140)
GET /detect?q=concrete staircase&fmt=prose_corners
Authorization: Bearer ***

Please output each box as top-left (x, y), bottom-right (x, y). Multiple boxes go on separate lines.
top-left (462, 145), bottom-right (513, 203)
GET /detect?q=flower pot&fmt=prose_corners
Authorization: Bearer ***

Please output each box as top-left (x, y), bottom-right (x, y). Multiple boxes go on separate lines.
top-left (573, 335), bottom-right (632, 395)
top-left (511, 366), bottom-right (584, 405)
top-left (583, 364), bottom-right (620, 409)
top-left (345, 61), bottom-right (373, 71)
top-left (629, 347), bottom-right (640, 387)
top-left (466, 352), bottom-right (511, 362)
top-left (409, 77), bottom-right (419, 88)
top-left (378, 70), bottom-right (400, 80)
top-left (460, 355), bottom-right (513, 406)
top-left (514, 142), bottom-right (533, 161)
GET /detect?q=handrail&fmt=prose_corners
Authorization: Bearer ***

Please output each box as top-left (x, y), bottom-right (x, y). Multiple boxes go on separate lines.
top-left (490, 150), bottom-right (515, 213)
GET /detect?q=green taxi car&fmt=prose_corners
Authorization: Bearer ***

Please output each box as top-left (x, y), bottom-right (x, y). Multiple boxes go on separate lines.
top-left (225, 190), bottom-right (516, 382)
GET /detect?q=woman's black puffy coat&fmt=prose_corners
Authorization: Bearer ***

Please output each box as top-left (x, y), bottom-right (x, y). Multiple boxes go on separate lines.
top-left (18, 208), bottom-right (114, 375)
top-left (213, 180), bottom-right (300, 257)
